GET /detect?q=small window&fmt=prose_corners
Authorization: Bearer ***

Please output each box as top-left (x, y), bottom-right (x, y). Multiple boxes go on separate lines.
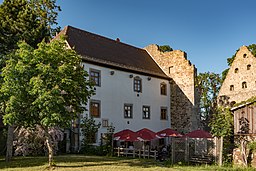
top-left (160, 82), bottom-right (167, 95)
top-left (243, 54), bottom-right (247, 58)
top-left (235, 68), bottom-right (239, 73)
top-left (142, 106), bottom-right (150, 119)
top-left (90, 100), bottom-right (101, 118)
top-left (230, 101), bottom-right (236, 107)
top-left (102, 119), bottom-right (109, 127)
top-left (134, 77), bottom-right (142, 93)
top-left (160, 107), bottom-right (168, 120)
top-left (124, 104), bottom-right (133, 118)
top-left (242, 82), bottom-right (247, 89)
top-left (169, 66), bottom-right (173, 74)
top-left (230, 85), bottom-right (234, 91)
top-left (90, 69), bottom-right (101, 86)
top-left (247, 64), bottom-right (251, 70)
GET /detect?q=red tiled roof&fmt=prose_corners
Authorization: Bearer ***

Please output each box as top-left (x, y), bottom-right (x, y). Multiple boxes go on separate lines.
top-left (55, 26), bottom-right (169, 79)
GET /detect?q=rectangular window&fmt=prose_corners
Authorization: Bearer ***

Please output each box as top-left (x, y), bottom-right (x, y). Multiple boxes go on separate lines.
top-left (124, 104), bottom-right (133, 118)
top-left (134, 77), bottom-right (142, 92)
top-left (161, 107), bottom-right (167, 120)
top-left (142, 106), bottom-right (150, 119)
top-left (90, 69), bottom-right (101, 86)
top-left (160, 83), bottom-right (167, 95)
top-left (90, 100), bottom-right (100, 118)
top-left (102, 119), bottom-right (109, 127)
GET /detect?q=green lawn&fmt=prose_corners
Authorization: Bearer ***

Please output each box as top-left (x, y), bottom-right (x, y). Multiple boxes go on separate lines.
top-left (0, 155), bottom-right (254, 171)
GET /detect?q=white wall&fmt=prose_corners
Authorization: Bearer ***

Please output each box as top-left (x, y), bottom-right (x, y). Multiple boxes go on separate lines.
top-left (81, 62), bottom-right (171, 145)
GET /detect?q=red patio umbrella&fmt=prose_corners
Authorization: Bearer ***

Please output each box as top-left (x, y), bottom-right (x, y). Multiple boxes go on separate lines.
top-left (183, 129), bottom-right (212, 138)
top-left (113, 129), bottom-right (139, 141)
top-left (136, 128), bottom-right (160, 141)
top-left (157, 128), bottom-right (182, 137)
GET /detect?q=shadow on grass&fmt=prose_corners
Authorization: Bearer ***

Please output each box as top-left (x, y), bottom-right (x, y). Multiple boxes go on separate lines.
top-left (0, 155), bottom-right (48, 169)
top-left (0, 155), bottom-right (162, 169)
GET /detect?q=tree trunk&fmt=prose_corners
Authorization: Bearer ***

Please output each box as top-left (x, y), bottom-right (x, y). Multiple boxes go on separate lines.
top-left (5, 125), bottom-right (14, 162)
top-left (45, 128), bottom-right (54, 168)
top-left (241, 137), bottom-right (248, 167)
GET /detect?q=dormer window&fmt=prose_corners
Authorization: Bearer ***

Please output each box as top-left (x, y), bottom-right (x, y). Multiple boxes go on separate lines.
top-left (235, 68), bottom-right (239, 73)
top-left (247, 64), bottom-right (251, 70)
top-left (242, 82), bottom-right (247, 89)
top-left (134, 76), bottom-right (142, 92)
top-left (230, 85), bottom-right (234, 91)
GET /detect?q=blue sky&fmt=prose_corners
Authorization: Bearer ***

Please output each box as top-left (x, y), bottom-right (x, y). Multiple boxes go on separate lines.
top-left (2, 0), bottom-right (256, 74)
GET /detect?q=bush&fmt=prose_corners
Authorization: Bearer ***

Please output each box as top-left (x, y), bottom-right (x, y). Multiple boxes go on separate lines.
top-left (13, 126), bottom-right (64, 156)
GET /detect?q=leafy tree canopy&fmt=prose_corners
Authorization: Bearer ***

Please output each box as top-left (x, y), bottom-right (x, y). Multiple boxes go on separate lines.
top-left (0, 0), bottom-right (61, 55)
top-left (157, 45), bottom-right (173, 52)
top-left (1, 38), bottom-right (94, 128)
top-left (209, 107), bottom-right (233, 137)
top-left (197, 72), bottom-right (222, 131)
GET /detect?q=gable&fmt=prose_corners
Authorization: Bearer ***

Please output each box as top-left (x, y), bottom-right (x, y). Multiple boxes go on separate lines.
top-left (218, 46), bottom-right (256, 104)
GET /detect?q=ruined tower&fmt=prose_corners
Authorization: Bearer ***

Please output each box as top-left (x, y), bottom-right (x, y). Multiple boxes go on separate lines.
top-left (145, 44), bottom-right (199, 133)
top-left (218, 46), bottom-right (256, 106)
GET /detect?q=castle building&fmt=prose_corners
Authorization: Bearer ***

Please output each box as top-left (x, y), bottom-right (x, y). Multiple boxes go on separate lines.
top-left (56, 26), bottom-right (199, 151)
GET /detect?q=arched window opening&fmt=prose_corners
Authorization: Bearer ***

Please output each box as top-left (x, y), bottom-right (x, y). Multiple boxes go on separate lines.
top-left (235, 68), bottom-right (239, 73)
top-left (242, 82), bottom-right (247, 89)
top-left (230, 85), bottom-right (234, 91)
top-left (247, 64), bottom-right (251, 70)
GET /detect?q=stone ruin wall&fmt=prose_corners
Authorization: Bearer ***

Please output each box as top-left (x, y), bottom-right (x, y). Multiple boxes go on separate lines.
top-left (218, 46), bottom-right (256, 167)
top-left (144, 44), bottom-right (199, 133)
top-left (218, 46), bottom-right (256, 105)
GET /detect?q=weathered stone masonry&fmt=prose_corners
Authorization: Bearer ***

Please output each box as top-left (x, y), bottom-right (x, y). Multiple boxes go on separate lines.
top-left (145, 44), bottom-right (199, 133)
top-left (218, 45), bottom-right (256, 167)
top-left (218, 46), bottom-right (256, 105)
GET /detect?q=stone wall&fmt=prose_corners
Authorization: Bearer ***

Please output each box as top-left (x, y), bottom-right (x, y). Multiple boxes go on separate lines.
top-left (233, 135), bottom-right (256, 168)
top-left (144, 44), bottom-right (199, 133)
top-left (218, 46), bottom-right (256, 105)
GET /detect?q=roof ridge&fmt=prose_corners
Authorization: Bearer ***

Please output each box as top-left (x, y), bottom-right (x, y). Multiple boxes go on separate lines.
top-left (65, 25), bottom-right (146, 52)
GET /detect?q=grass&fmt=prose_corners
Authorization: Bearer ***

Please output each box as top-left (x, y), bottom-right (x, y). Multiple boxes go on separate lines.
top-left (0, 155), bottom-right (255, 171)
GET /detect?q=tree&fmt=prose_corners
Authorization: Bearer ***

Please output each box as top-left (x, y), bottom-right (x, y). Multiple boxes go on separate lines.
top-left (0, 0), bottom-right (61, 162)
top-left (196, 72), bottom-right (222, 130)
top-left (81, 114), bottom-right (101, 148)
top-left (0, 0), bottom-right (60, 55)
top-left (1, 38), bottom-right (94, 168)
top-left (157, 45), bottom-right (173, 52)
top-left (209, 107), bottom-right (234, 165)
top-left (100, 123), bottom-right (115, 156)
top-left (209, 107), bottom-right (233, 138)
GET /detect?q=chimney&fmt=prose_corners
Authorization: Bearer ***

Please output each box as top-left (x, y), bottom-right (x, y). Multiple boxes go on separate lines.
top-left (116, 38), bottom-right (120, 42)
